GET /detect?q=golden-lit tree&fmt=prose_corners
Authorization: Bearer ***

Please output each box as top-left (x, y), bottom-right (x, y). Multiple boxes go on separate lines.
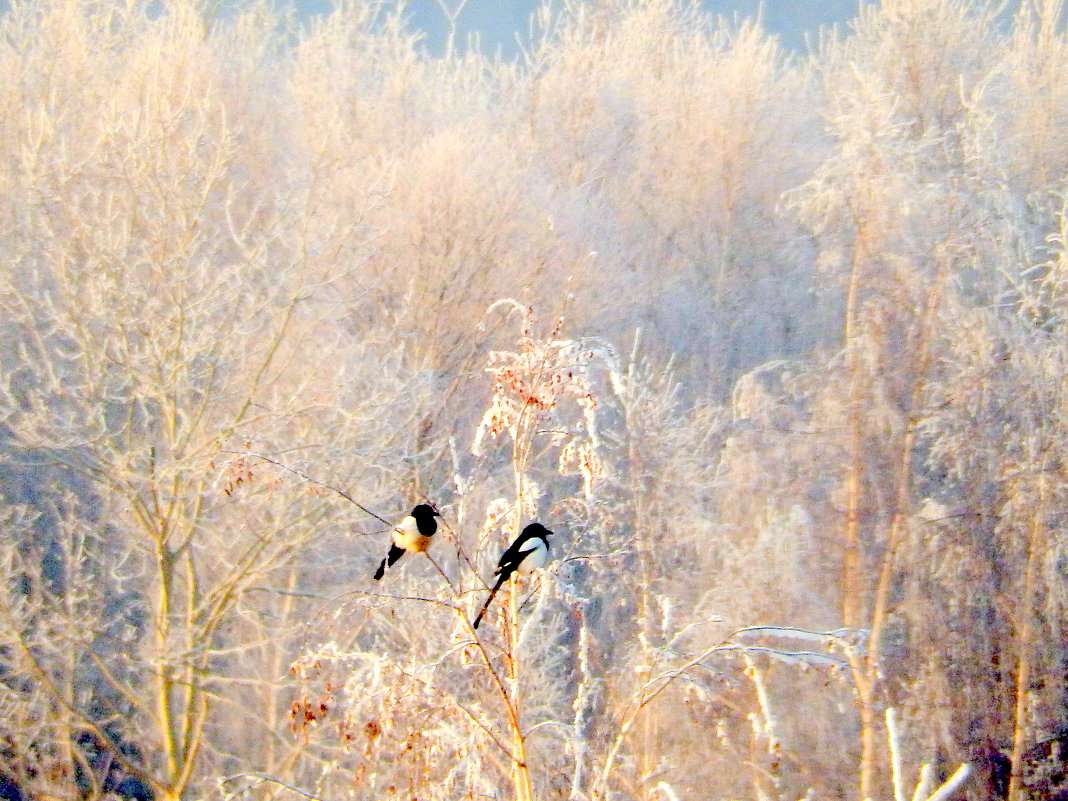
top-left (4, 1), bottom-right (1068, 800)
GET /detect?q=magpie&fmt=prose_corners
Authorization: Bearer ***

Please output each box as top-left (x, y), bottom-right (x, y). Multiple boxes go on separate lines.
top-left (472, 523), bottom-right (553, 629)
top-left (373, 503), bottom-right (441, 580)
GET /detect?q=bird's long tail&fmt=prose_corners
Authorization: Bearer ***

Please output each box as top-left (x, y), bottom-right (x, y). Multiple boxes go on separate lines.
top-left (373, 543), bottom-right (405, 580)
top-left (472, 575), bottom-right (508, 629)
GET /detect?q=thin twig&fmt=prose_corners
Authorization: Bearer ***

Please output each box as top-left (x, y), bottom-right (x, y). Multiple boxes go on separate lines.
top-left (221, 773), bottom-right (329, 801)
top-left (222, 449), bottom-right (391, 525)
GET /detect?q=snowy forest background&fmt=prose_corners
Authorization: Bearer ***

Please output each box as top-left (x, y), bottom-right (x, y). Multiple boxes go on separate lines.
top-left (3, 0), bottom-right (1068, 799)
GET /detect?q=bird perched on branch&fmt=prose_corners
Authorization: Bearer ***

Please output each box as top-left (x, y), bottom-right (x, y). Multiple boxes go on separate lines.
top-left (373, 503), bottom-right (441, 580)
top-left (473, 523), bottom-right (553, 629)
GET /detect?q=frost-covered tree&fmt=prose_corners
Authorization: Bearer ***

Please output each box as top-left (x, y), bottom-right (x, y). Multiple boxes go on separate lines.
top-left (4, 0), bottom-right (1068, 800)
top-left (0, 2), bottom-right (422, 798)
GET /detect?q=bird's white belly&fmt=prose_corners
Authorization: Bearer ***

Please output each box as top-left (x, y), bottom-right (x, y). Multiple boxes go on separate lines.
top-left (518, 542), bottom-right (548, 573)
top-left (393, 522), bottom-right (432, 553)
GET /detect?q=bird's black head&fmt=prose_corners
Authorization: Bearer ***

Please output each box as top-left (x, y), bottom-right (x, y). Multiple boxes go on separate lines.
top-left (522, 522), bottom-right (553, 540)
top-left (412, 503), bottom-right (440, 520)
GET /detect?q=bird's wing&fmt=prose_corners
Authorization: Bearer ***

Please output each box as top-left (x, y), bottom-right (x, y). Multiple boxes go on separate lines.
top-left (498, 545), bottom-right (540, 577)
top-left (495, 533), bottom-right (533, 569)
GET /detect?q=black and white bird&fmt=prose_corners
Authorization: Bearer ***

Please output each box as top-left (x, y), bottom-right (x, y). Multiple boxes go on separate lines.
top-left (373, 503), bottom-right (441, 580)
top-left (472, 523), bottom-right (553, 629)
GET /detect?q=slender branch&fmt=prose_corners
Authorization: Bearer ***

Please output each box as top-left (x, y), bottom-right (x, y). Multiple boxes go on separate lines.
top-left (926, 764), bottom-right (973, 801)
top-left (221, 773), bottom-right (330, 801)
top-left (14, 638), bottom-right (162, 794)
top-left (395, 667), bottom-right (519, 763)
top-left (223, 450), bottom-right (391, 525)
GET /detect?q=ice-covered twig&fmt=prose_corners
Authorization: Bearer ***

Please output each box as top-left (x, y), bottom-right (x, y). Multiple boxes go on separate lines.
top-left (924, 763), bottom-right (972, 801)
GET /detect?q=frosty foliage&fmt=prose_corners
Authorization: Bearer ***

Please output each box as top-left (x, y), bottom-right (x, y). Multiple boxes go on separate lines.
top-left (1, 0), bottom-right (1068, 800)
top-left (472, 301), bottom-right (615, 503)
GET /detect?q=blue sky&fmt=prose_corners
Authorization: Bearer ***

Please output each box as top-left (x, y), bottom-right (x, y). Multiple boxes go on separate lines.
top-left (289, 0), bottom-right (867, 55)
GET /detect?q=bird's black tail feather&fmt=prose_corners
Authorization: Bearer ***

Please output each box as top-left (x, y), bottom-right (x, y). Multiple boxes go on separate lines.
top-left (472, 576), bottom-right (508, 629)
top-left (373, 543), bottom-right (405, 580)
